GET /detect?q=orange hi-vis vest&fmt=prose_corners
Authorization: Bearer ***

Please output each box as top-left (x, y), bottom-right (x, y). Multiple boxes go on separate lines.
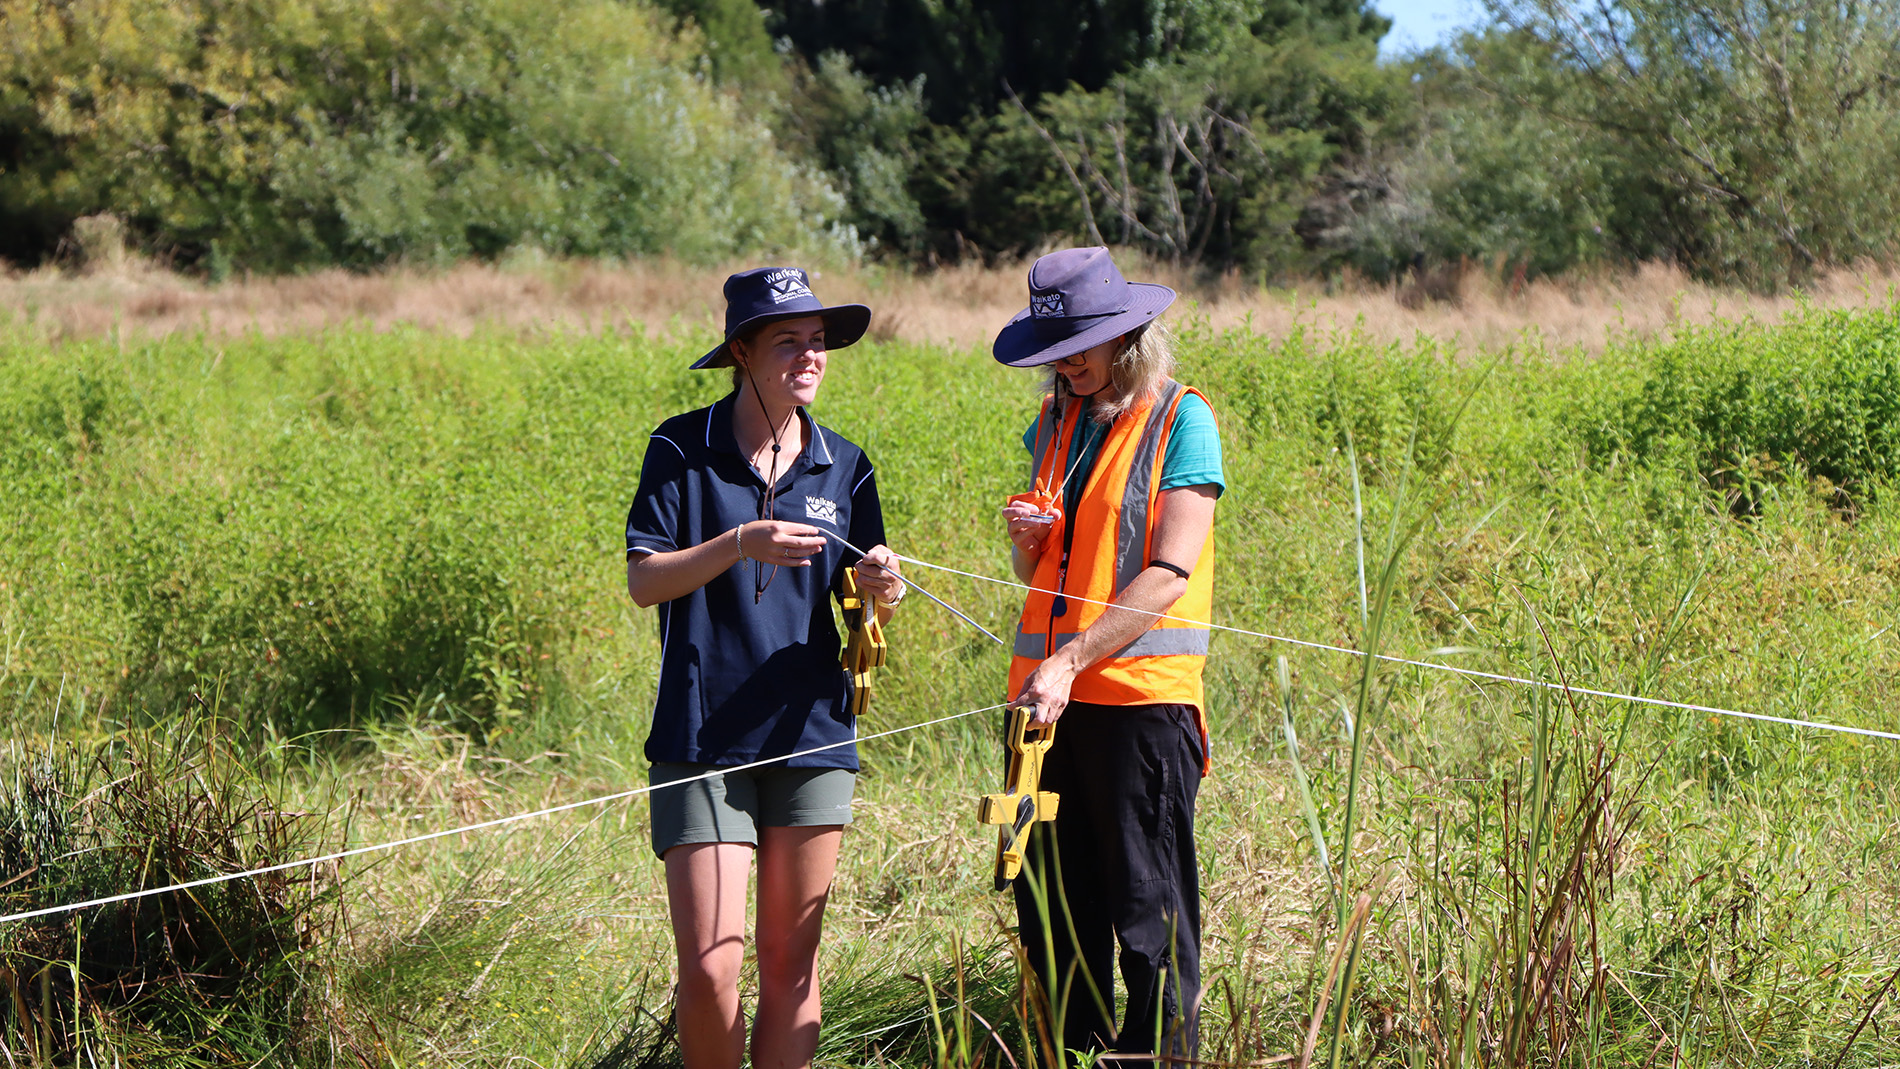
top-left (1008, 380), bottom-right (1215, 771)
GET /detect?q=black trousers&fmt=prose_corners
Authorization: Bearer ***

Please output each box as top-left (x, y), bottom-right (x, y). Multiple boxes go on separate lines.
top-left (1014, 701), bottom-right (1203, 1064)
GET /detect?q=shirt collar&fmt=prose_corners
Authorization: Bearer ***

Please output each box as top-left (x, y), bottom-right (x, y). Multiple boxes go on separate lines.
top-left (706, 390), bottom-right (834, 470)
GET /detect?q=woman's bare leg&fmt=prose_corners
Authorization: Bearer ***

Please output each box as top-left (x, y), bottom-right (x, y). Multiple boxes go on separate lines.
top-left (665, 842), bottom-right (754, 1069)
top-left (751, 825), bottom-right (843, 1069)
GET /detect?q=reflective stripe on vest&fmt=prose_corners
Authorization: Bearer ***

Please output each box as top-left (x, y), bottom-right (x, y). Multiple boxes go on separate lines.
top-left (1012, 625), bottom-right (1212, 659)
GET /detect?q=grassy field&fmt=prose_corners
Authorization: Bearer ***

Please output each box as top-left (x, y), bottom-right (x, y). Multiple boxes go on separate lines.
top-left (4, 302), bottom-right (1900, 1066)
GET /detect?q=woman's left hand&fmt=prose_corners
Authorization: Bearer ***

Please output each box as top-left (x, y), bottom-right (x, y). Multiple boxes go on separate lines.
top-left (1002, 498), bottom-right (1056, 555)
top-left (853, 545), bottom-right (905, 606)
top-left (1013, 656), bottom-right (1078, 725)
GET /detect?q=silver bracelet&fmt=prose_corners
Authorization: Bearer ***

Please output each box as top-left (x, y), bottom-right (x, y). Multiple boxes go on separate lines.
top-left (735, 523), bottom-right (745, 560)
top-left (880, 580), bottom-right (905, 607)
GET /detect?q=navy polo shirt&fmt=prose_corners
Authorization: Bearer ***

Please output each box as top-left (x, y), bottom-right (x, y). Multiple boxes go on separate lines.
top-left (624, 391), bottom-right (885, 770)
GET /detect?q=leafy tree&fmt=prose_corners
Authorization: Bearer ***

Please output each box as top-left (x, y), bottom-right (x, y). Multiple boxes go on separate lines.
top-left (1320, 32), bottom-right (1636, 281)
top-left (1482, 0), bottom-right (1900, 286)
top-left (650, 0), bottom-right (784, 90)
top-left (979, 33), bottom-right (1399, 272)
top-left (776, 53), bottom-right (931, 255)
top-left (764, 0), bottom-right (1165, 123)
top-left (761, 0), bottom-right (1389, 122)
top-left (767, 0), bottom-right (1399, 271)
top-left (1254, 0), bottom-right (1392, 44)
top-left (0, 0), bottom-right (845, 270)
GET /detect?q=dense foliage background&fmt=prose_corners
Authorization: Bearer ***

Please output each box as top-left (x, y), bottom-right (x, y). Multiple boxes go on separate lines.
top-left (6, 0), bottom-right (1900, 286)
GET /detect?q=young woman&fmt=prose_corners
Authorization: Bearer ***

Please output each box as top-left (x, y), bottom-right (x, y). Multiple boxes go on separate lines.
top-left (624, 267), bottom-right (905, 1069)
top-left (993, 247), bottom-right (1223, 1062)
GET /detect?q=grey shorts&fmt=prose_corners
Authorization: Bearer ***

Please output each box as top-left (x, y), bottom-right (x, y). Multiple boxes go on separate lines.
top-left (647, 762), bottom-right (856, 858)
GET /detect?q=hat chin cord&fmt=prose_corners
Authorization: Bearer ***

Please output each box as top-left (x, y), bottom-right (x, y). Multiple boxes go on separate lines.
top-left (734, 350), bottom-right (798, 465)
top-left (734, 349), bottom-right (803, 602)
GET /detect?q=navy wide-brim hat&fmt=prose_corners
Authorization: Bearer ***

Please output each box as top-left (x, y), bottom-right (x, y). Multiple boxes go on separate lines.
top-left (992, 247), bottom-right (1176, 368)
top-left (691, 267), bottom-right (872, 369)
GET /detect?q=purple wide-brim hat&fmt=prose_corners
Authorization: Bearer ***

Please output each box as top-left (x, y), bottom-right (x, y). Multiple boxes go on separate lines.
top-left (691, 266), bottom-right (872, 369)
top-left (991, 247), bottom-right (1176, 368)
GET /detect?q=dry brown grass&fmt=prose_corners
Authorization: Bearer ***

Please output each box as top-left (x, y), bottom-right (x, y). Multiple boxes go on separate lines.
top-left (7, 254), bottom-right (1900, 351)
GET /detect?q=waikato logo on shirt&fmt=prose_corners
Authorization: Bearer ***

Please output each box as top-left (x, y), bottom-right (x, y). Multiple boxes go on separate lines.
top-left (805, 495), bottom-right (839, 524)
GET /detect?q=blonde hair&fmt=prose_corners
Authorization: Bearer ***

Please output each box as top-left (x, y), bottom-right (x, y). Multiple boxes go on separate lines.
top-left (1047, 319), bottom-right (1178, 424)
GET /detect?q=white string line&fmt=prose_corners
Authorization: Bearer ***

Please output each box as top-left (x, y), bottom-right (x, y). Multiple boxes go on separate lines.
top-left (0, 704), bottom-right (1006, 927)
top-left (887, 554), bottom-right (1900, 744)
top-left (873, 564), bottom-right (1003, 646)
top-left (828, 531), bottom-right (1004, 645)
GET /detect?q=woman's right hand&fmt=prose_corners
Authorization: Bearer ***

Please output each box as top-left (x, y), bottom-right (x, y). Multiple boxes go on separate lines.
top-left (1002, 499), bottom-right (1055, 555)
top-left (738, 520), bottom-right (827, 567)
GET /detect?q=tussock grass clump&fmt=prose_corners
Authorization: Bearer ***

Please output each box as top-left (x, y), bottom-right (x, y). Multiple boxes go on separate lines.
top-left (813, 940), bottom-right (1021, 1066)
top-left (0, 714), bottom-right (342, 1064)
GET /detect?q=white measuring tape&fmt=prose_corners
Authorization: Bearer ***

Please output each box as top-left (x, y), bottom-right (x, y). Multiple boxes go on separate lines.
top-left (857, 542), bottom-right (1900, 743)
top-left (0, 705), bottom-right (1004, 926)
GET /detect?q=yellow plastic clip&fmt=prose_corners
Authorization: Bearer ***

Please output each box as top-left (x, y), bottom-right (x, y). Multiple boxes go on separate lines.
top-left (840, 569), bottom-right (886, 719)
top-left (977, 704), bottom-right (1060, 891)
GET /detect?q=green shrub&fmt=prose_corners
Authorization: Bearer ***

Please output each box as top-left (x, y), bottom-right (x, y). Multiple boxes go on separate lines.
top-left (1184, 318), bottom-right (1464, 475)
top-left (7, 307), bottom-right (1898, 744)
top-left (1566, 307), bottom-right (1900, 503)
top-left (1, 328), bottom-right (692, 735)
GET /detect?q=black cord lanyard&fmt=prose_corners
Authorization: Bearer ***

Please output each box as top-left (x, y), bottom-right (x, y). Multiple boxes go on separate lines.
top-left (744, 367), bottom-right (798, 604)
top-left (1046, 398), bottom-right (1104, 631)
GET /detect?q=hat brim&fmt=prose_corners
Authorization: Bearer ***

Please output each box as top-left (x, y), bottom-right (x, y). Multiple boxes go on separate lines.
top-left (990, 283), bottom-right (1176, 368)
top-left (691, 304), bottom-right (873, 369)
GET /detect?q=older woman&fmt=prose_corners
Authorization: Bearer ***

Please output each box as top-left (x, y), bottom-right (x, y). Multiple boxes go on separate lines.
top-left (994, 247), bottom-right (1223, 1063)
top-left (625, 267), bottom-right (905, 1069)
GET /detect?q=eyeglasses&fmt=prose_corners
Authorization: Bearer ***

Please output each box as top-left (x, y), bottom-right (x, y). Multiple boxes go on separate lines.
top-left (1056, 352), bottom-right (1090, 368)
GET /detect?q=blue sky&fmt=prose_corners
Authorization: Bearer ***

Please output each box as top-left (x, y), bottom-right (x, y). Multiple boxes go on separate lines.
top-left (1374, 0), bottom-right (1485, 56)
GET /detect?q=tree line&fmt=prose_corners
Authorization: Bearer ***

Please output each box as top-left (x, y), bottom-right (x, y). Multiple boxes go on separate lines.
top-left (4, 0), bottom-right (1898, 288)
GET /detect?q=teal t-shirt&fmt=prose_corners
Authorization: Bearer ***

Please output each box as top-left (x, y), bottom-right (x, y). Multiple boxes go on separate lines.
top-left (1021, 392), bottom-right (1225, 518)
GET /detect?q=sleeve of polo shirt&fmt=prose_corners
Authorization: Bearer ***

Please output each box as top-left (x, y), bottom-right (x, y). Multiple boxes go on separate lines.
top-left (843, 452), bottom-right (887, 576)
top-left (1159, 392), bottom-right (1225, 498)
top-left (625, 430), bottom-right (688, 556)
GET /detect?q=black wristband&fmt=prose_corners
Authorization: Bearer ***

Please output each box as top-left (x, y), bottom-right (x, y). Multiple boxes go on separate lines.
top-left (1148, 559), bottom-right (1192, 580)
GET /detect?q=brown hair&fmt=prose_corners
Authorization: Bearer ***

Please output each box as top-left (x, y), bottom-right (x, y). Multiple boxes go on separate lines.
top-left (727, 325), bottom-right (767, 389)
